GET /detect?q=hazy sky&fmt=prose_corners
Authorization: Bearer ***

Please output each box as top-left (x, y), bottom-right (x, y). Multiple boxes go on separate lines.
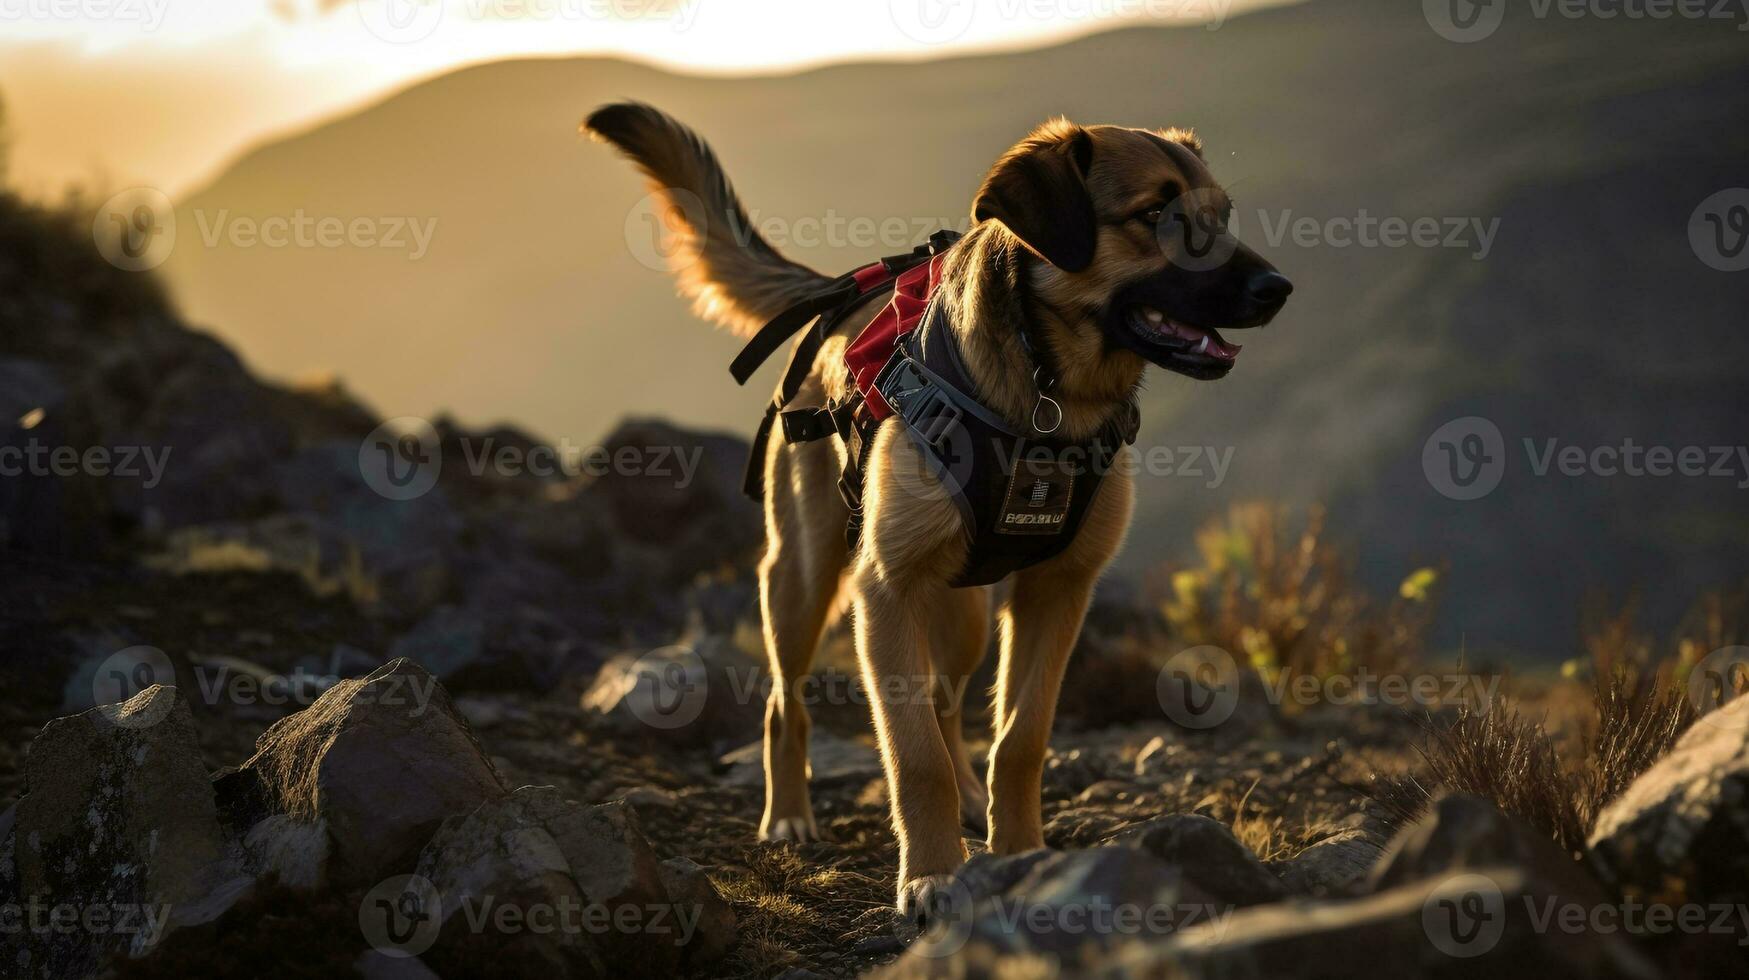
top-left (0, 0), bottom-right (1295, 197)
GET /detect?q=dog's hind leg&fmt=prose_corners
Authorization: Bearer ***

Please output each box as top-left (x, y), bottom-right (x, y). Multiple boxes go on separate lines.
top-left (928, 585), bottom-right (992, 835)
top-left (757, 440), bottom-right (848, 844)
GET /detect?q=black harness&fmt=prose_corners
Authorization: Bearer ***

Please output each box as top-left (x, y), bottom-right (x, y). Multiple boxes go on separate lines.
top-left (732, 233), bottom-right (1140, 588)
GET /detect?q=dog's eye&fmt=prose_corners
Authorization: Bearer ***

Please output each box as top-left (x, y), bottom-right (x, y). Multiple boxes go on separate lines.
top-left (1140, 206), bottom-right (1166, 225)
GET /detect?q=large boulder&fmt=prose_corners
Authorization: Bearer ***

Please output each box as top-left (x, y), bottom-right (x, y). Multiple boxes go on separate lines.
top-left (878, 846), bottom-right (1225, 976)
top-left (1589, 695), bottom-right (1749, 908)
top-left (1138, 865), bottom-right (1660, 980)
top-left (1372, 794), bottom-right (1606, 906)
top-left (7, 687), bottom-right (239, 979)
top-left (227, 658), bottom-right (507, 886)
top-left (408, 787), bottom-right (689, 979)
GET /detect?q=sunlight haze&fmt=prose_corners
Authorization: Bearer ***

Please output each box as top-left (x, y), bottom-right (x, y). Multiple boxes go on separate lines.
top-left (0, 0), bottom-right (1297, 196)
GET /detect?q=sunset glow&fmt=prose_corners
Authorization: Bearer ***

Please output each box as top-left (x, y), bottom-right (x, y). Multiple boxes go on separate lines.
top-left (0, 0), bottom-right (1294, 195)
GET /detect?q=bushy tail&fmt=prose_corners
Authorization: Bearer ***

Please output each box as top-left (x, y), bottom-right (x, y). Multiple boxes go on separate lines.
top-left (584, 102), bottom-right (831, 337)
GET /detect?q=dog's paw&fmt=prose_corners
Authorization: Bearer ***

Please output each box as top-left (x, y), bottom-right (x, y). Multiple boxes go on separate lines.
top-left (759, 814), bottom-right (822, 843)
top-left (897, 873), bottom-right (962, 932)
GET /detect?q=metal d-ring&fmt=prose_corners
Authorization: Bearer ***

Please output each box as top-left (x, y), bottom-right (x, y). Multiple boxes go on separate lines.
top-left (1031, 367), bottom-right (1062, 435)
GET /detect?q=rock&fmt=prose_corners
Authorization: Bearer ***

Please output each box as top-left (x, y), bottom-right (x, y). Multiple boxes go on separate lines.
top-left (575, 418), bottom-right (760, 585)
top-left (585, 637), bottom-right (763, 750)
top-left (616, 786), bottom-right (680, 810)
top-left (658, 856), bottom-right (737, 968)
top-left (272, 440), bottom-right (458, 614)
top-left (10, 686), bottom-right (235, 978)
top-left (1589, 695), bottom-right (1749, 909)
top-left (719, 730), bottom-right (881, 787)
top-left (1136, 865), bottom-right (1660, 980)
top-left (1103, 814), bottom-right (1289, 908)
top-left (1272, 829), bottom-right (1385, 898)
top-left (413, 786), bottom-right (679, 979)
top-left (455, 696), bottom-right (534, 731)
top-left (950, 848), bottom-right (1059, 903)
top-left (241, 814), bottom-right (331, 891)
top-left (234, 658), bottom-right (506, 886)
top-left (0, 359), bottom-right (109, 554)
top-left (878, 847), bottom-right (1222, 975)
top-left (389, 605), bottom-right (488, 684)
top-left (1372, 794), bottom-right (1605, 906)
top-left (354, 949), bottom-right (443, 980)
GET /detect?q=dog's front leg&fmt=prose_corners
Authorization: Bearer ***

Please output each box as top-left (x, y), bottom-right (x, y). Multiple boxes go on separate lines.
top-left (853, 570), bottom-right (969, 918)
top-left (986, 469), bottom-right (1132, 855)
top-left (984, 565), bottom-right (1097, 855)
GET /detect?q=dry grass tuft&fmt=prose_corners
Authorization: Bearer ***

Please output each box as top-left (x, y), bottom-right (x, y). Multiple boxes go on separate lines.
top-left (1193, 780), bottom-right (1297, 862)
top-left (1368, 585), bottom-right (1748, 854)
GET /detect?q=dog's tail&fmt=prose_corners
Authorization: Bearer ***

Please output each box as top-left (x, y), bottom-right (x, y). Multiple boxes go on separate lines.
top-left (584, 102), bottom-right (832, 337)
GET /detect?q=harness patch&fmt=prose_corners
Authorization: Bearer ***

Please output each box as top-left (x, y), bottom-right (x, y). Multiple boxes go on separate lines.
top-left (996, 453), bottom-right (1076, 536)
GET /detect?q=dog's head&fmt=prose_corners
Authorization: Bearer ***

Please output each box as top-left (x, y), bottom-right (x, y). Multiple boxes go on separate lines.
top-left (973, 119), bottom-right (1291, 381)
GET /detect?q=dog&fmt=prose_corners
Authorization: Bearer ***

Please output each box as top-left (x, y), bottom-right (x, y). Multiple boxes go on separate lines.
top-left (585, 103), bottom-right (1290, 918)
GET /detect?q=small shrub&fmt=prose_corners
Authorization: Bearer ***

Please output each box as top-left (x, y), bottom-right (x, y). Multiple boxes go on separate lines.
top-left (1155, 504), bottom-right (1439, 698)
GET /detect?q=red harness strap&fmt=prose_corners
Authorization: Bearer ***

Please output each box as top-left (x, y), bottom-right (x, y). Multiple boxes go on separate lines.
top-left (844, 253), bottom-right (948, 421)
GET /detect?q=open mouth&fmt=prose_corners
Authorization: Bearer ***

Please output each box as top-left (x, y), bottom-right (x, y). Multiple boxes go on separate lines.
top-left (1124, 306), bottom-right (1241, 378)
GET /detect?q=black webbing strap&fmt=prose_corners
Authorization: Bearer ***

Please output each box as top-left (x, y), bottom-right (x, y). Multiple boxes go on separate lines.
top-left (734, 230), bottom-right (966, 503)
top-left (729, 278), bottom-right (860, 386)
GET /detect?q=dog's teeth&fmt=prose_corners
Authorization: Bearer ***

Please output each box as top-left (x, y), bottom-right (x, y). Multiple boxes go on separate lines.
top-left (1143, 308), bottom-right (1165, 325)
top-left (1195, 336), bottom-right (1210, 355)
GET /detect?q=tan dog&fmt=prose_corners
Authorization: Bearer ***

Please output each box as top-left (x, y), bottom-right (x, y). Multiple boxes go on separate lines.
top-left (585, 104), bottom-right (1290, 918)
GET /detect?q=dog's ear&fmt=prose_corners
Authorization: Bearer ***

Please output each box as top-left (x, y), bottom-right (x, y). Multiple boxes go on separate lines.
top-left (973, 119), bottom-right (1097, 273)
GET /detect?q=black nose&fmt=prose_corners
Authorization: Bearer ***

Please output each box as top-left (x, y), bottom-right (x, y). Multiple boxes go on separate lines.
top-left (1247, 270), bottom-right (1293, 307)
